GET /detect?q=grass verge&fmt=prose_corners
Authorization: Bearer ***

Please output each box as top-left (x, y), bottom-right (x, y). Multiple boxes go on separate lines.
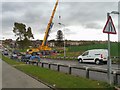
top-left (2, 55), bottom-right (24, 65)
top-left (2, 55), bottom-right (115, 89)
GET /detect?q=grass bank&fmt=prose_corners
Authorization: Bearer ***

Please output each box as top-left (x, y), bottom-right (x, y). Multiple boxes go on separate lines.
top-left (67, 42), bottom-right (118, 56)
top-left (2, 55), bottom-right (24, 65)
top-left (2, 55), bottom-right (114, 89)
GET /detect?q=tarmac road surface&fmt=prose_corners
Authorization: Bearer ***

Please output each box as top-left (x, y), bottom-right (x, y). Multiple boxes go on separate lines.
top-left (41, 58), bottom-right (119, 70)
top-left (2, 59), bottom-right (51, 89)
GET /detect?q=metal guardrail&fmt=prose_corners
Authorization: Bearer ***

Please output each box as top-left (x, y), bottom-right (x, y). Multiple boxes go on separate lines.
top-left (4, 52), bottom-right (120, 85)
top-left (41, 56), bottom-right (120, 60)
top-left (27, 60), bottom-right (120, 85)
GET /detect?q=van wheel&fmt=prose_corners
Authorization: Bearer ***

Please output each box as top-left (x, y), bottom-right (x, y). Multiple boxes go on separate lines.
top-left (95, 60), bottom-right (100, 65)
top-left (78, 59), bottom-right (83, 63)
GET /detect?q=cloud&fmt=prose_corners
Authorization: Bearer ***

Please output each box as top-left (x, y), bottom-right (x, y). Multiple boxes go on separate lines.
top-left (82, 22), bottom-right (102, 29)
top-left (59, 2), bottom-right (117, 26)
top-left (1, 1), bottom-right (118, 41)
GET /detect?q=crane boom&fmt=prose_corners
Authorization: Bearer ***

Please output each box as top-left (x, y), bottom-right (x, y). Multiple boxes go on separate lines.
top-left (42, 0), bottom-right (59, 46)
top-left (27, 0), bottom-right (59, 54)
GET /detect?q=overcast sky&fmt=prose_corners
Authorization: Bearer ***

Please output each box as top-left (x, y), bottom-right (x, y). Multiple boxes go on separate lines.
top-left (1, 0), bottom-right (120, 41)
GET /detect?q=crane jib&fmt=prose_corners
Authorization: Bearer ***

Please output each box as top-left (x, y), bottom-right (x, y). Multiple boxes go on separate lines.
top-left (44, 22), bottom-right (54, 46)
top-left (50, 22), bottom-right (54, 29)
top-left (42, 0), bottom-right (59, 46)
top-left (27, 0), bottom-right (59, 54)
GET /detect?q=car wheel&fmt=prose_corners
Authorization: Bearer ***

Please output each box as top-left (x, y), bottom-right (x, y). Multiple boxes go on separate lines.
top-left (78, 59), bottom-right (83, 63)
top-left (95, 60), bottom-right (100, 65)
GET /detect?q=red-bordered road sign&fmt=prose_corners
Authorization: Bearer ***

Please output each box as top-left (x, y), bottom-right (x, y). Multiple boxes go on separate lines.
top-left (103, 16), bottom-right (117, 34)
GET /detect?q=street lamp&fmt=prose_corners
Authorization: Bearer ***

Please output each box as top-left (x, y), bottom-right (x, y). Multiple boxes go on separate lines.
top-left (58, 23), bottom-right (66, 59)
top-left (107, 11), bottom-right (119, 85)
top-left (111, 11), bottom-right (119, 14)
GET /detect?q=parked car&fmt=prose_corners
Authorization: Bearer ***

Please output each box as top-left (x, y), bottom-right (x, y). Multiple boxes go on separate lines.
top-left (3, 49), bottom-right (8, 56)
top-left (78, 49), bottom-right (108, 64)
top-left (21, 53), bottom-right (31, 62)
top-left (10, 50), bottom-right (21, 59)
top-left (10, 52), bottom-right (18, 59)
top-left (30, 52), bottom-right (40, 62)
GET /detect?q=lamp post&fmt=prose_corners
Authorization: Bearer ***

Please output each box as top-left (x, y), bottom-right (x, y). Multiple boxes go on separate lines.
top-left (107, 11), bottom-right (119, 85)
top-left (58, 23), bottom-right (66, 59)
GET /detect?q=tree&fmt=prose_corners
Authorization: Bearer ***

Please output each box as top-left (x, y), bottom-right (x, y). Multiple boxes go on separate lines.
top-left (56, 30), bottom-right (64, 47)
top-left (25, 27), bottom-right (34, 39)
top-left (13, 22), bottom-right (34, 49)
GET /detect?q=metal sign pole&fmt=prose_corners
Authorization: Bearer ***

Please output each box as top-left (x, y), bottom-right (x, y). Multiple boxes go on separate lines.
top-left (107, 13), bottom-right (112, 85)
top-left (104, 11), bottom-right (118, 85)
top-left (64, 27), bottom-right (66, 59)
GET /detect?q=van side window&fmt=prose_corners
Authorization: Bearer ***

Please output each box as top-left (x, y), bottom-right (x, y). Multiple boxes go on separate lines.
top-left (95, 54), bottom-right (100, 55)
top-left (82, 51), bottom-right (89, 56)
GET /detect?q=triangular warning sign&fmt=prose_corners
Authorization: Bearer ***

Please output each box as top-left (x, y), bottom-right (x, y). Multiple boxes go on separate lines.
top-left (103, 16), bottom-right (117, 34)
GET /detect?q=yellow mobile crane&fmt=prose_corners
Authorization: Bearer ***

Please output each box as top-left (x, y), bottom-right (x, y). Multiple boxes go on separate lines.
top-left (27, 0), bottom-right (59, 54)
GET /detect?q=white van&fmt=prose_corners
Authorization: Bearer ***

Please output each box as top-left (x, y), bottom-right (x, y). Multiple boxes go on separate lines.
top-left (78, 49), bottom-right (108, 64)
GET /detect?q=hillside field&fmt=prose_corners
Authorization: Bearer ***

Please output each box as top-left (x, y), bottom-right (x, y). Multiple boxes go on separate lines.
top-left (67, 42), bottom-right (119, 56)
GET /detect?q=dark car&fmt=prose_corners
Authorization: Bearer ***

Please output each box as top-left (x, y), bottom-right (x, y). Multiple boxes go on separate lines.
top-left (10, 50), bottom-right (21, 59)
top-left (21, 53), bottom-right (31, 62)
top-left (3, 50), bottom-right (8, 56)
top-left (10, 53), bottom-right (18, 59)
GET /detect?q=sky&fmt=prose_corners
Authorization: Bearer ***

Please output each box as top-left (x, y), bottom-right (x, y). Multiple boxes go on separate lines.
top-left (1, 0), bottom-right (120, 41)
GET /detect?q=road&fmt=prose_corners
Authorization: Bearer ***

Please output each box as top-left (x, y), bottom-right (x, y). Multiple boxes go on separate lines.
top-left (41, 58), bottom-right (119, 70)
top-left (3, 47), bottom-right (119, 70)
top-left (2, 59), bottom-right (51, 89)
top-left (2, 47), bottom-right (120, 85)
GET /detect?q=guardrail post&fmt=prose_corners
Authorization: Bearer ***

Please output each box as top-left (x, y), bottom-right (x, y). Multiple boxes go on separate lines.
top-left (29, 61), bottom-right (30, 64)
top-left (86, 67), bottom-right (89, 79)
top-left (36, 62), bottom-right (38, 66)
top-left (41, 62), bottom-right (44, 67)
top-left (25, 59), bottom-right (27, 64)
top-left (32, 62), bottom-right (34, 65)
top-left (113, 71), bottom-right (118, 85)
top-left (48, 63), bottom-right (51, 69)
top-left (69, 65), bottom-right (72, 74)
top-left (57, 64), bottom-right (60, 72)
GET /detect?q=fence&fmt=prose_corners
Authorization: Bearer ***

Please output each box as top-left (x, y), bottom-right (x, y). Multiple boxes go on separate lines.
top-left (4, 53), bottom-right (120, 85)
top-left (27, 60), bottom-right (120, 85)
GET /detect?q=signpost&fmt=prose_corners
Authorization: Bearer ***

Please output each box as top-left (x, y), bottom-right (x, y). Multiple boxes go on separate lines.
top-left (103, 13), bottom-right (117, 84)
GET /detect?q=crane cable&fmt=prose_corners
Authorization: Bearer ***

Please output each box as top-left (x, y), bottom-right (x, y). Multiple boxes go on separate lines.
top-left (58, 1), bottom-right (61, 26)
